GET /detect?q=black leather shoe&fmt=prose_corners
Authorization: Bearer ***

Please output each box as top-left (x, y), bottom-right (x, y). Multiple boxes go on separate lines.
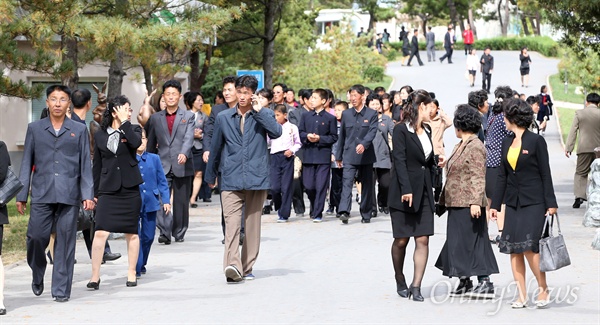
top-left (54, 296), bottom-right (69, 303)
top-left (450, 278), bottom-right (473, 296)
top-left (32, 282), bottom-right (43, 296)
top-left (383, 207), bottom-right (389, 214)
top-left (361, 218), bottom-right (371, 223)
top-left (239, 233), bottom-right (245, 246)
top-left (175, 238), bottom-right (184, 243)
top-left (203, 198), bottom-right (212, 203)
top-left (221, 238), bottom-right (225, 244)
top-left (103, 252), bottom-right (121, 262)
top-left (573, 198), bottom-right (584, 208)
top-left (378, 207), bottom-right (384, 213)
top-left (190, 203), bottom-right (198, 208)
top-left (0, 308), bottom-right (6, 315)
top-left (339, 212), bottom-right (349, 224)
top-left (408, 286), bottom-right (424, 302)
top-left (86, 279), bottom-right (101, 290)
top-left (158, 235), bottom-right (171, 245)
top-left (126, 280), bottom-right (138, 287)
top-left (371, 210), bottom-right (377, 218)
top-left (397, 281), bottom-right (409, 298)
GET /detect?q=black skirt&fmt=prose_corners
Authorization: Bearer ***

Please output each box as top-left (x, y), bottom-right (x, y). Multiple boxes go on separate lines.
top-left (499, 203), bottom-right (547, 254)
top-left (192, 148), bottom-right (205, 172)
top-left (96, 186), bottom-right (141, 234)
top-left (390, 189), bottom-right (434, 238)
top-left (435, 207), bottom-right (499, 277)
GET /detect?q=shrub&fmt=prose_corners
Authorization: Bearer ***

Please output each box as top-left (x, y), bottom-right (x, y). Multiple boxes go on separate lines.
top-left (363, 65), bottom-right (384, 82)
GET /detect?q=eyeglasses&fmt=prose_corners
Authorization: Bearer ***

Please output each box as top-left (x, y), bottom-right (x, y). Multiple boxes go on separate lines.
top-left (48, 98), bottom-right (69, 103)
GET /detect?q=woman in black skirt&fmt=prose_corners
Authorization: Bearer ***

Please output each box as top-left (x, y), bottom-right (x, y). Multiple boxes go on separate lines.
top-left (435, 105), bottom-right (499, 299)
top-left (89, 96), bottom-right (143, 289)
top-left (388, 89), bottom-right (438, 302)
top-left (184, 91), bottom-right (208, 208)
top-left (490, 98), bottom-right (557, 309)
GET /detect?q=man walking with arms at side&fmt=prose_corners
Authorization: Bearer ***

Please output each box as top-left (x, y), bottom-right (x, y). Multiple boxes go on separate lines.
top-left (146, 80), bottom-right (196, 244)
top-left (566, 93), bottom-right (600, 208)
top-left (17, 85), bottom-right (95, 302)
top-left (425, 26), bottom-right (435, 62)
top-left (407, 29), bottom-right (424, 67)
top-left (480, 47), bottom-right (494, 94)
top-left (205, 75), bottom-right (282, 283)
top-left (439, 26), bottom-right (454, 64)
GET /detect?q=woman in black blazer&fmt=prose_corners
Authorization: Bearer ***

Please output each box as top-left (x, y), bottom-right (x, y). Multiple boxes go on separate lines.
top-left (388, 89), bottom-right (438, 302)
top-left (89, 96), bottom-right (143, 289)
top-left (490, 98), bottom-right (557, 309)
top-left (0, 141), bottom-right (10, 315)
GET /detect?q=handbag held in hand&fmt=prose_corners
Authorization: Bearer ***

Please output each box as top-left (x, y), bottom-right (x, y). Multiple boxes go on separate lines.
top-left (0, 166), bottom-right (24, 206)
top-left (539, 213), bottom-right (571, 272)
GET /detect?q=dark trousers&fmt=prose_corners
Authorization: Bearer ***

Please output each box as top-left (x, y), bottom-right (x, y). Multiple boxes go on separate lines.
top-left (329, 168), bottom-right (344, 213)
top-left (199, 179), bottom-right (211, 200)
top-left (339, 164), bottom-right (374, 220)
top-left (158, 171), bottom-right (191, 240)
top-left (303, 163), bottom-right (331, 219)
top-left (440, 47), bottom-right (453, 63)
top-left (27, 203), bottom-right (78, 298)
top-left (374, 168), bottom-right (391, 210)
top-left (407, 49), bottom-right (423, 66)
top-left (137, 210), bottom-right (157, 274)
top-left (464, 43), bottom-right (472, 55)
top-left (292, 176), bottom-right (306, 214)
top-left (270, 152), bottom-right (295, 219)
top-left (482, 72), bottom-right (492, 93)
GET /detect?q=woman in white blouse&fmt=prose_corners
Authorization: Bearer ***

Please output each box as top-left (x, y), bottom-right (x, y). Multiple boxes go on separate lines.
top-left (466, 48), bottom-right (480, 87)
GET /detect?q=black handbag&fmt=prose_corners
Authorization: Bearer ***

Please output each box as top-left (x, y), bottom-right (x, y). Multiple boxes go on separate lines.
top-left (0, 166), bottom-right (24, 206)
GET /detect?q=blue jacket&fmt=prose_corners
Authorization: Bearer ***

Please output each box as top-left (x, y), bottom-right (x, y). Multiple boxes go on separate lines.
top-left (137, 152), bottom-right (170, 213)
top-left (205, 106), bottom-right (282, 191)
top-left (299, 109), bottom-right (338, 164)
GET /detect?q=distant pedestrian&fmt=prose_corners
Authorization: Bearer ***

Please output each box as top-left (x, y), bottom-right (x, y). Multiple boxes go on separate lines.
top-left (368, 95), bottom-right (394, 216)
top-left (462, 24), bottom-right (474, 56)
top-left (565, 93), bottom-right (600, 209)
top-left (519, 47), bottom-right (532, 88)
top-left (538, 85), bottom-right (553, 126)
top-left (382, 28), bottom-right (391, 43)
top-left (399, 26), bottom-right (407, 42)
top-left (391, 85), bottom-right (413, 122)
top-left (425, 26), bottom-right (435, 62)
top-left (480, 47), bottom-right (494, 94)
top-left (401, 31), bottom-right (410, 66)
top-left (526, 95), bottom-right (543, 134)
top-left (357, 27), bottom-right (365, 37)
top-left (439, 27), bottom-right (454, 64)
top-left (184, 91), bottom-right (208, 209)
top-left (328, 101), bottom-right (349, 216)
top-left (407, 29), bottom-right (424, 66)
top-left (375, 33), bottom-right (384, 54)
top-left (466, 49), bottom-right (480, 87)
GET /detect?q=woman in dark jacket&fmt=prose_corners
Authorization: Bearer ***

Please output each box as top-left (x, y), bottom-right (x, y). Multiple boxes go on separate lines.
top-left (490, 98), bottom-right (558, 309)
top-left (388, 89), bottom-right (437, 301)
top-left (88, 96), bottom-right (143, 289)
top-left (0, 141), bottom-right (10, 314)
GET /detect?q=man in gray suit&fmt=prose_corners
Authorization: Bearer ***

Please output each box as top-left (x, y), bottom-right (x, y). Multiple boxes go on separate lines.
top-left (426, 26), bottom-right (436, 62)
top-left (334, 84), bottom-right (378, 224)
top-left (17, 85), bottom-right (94, 302)
top-left (146, 80), bottom-right (195, 244)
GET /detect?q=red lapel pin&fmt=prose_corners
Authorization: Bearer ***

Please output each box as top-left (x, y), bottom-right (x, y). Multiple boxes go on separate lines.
top-left (70, 133), bottom-right (75, 137)
top-left (522, 149), bottom-right (529, 154)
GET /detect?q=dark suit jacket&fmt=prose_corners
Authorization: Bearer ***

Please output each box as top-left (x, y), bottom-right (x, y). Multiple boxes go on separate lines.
top-left (93, 121), bottom-right (143, 197)
top-left (411, 35), bottom-right (419, 51)
top-left (299, 110), bottom-right (338, 164)
top-left (491, 130), bottom-right (558, 210)
top-left (388, 122), bottom-right (435, 213)
top-left (203, 103), bottom-right (231, 152)
top-left (443, 32), bottom-right (452, 49)
top-left (333, 106), bottom-right (378, 165)
top-left (0, 141), bottom-right (9, 224)
top-left (480, 54), bottom-right (494, 73)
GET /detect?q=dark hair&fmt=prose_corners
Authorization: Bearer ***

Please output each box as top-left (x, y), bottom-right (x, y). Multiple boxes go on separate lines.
top-left (257, 88), bottom-right (273, 101)
top-left (468, 89), bottom-right (488, 110)
top-left (399, 85), bottom-right (414, 96)
top-left (432, 99), bottom-right (439, 108)
top-left (521, 47), bottom-right (528, 53)
top-left (485, 46), bottom-right (491, 51)
top-left (334, 100), bottom-right (349, 110)
top-left (162, 79), bottom-right (182, 94)
top-left (586, 92), bottom-right (600, 105)
top-left (273, 104), bottom-right (288, 114)
top-left (312, 88), bottom-right (329, 101)
top-left (366, 94), bottom-right (383, 109)
top-left (300, 89), bottom-right (313, 101)
top-left (349, 84), bottom-right (366, 95)
top-left (326, 89), bottom-right (335, 103)
top-left (429, 92), bottom-right (436, 99)
top-left (381, 92), bottom-right (391, 100)
top-left (101, 95), bottom-right (131, 130)
top-left (273, 83), bottom-right (288, 93)
top-left (184, 91), bottom-right (203, 110)
top-left (235, 75), bottom-right (259, 93)
top-left (453, 104), bottom-right (482, 134)
top-left (540, 85), bottom-right (547, 93)
top-left (428, 26), bottom-right (431, 30)
top-left (46, 85), bottom-right (71, 99)
top-left (389, 90), bottom-right (397, 99)
top-left (469, 48), bottom-right (476, 55)
top-left (287, 88), bottom-right (295, 94)
top-left (526, 95), bottom-right (540, 106)
top-left (401, 89), bottom-right (433, 128)
top-left (222, 76), bottom-right (236, 87)
top-left (364, 87), bottom-right (372, 95)
top-left (512, 90), bottom-right (520, 98)
top-left (214, 90), bottom-right (224, 102)
top-left (503, 98), bottom-right (534, 128)
top-left (413, 28), bottom-right (418, 33)
top-left (373, 86), bottom-right (385, 94)
top-left (492, 86), bottom-right (513, 114)
top-left (71, 88), bottom-right (91, 108)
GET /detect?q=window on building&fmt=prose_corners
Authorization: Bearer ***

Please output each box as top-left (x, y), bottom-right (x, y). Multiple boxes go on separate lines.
top-left (31, 81), bottom-right (106, 124)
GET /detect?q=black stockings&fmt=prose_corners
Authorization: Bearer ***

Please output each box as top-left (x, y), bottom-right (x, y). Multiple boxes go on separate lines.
top-left (391, 236), bottom-right (429, 287)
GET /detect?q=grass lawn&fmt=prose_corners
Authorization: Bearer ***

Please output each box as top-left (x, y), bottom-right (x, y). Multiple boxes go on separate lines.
top-left (549, 74), bottom-right (586, 104)
top-left (365, 75), bottom-right (393, 92)
top-left (3, 199), bottom-right (29, 265)
top-left (557, 107), bottom-right (576, 148)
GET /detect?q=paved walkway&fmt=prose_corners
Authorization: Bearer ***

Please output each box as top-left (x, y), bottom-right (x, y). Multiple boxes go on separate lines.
top-left (2, 51), bottom-right (599, 324)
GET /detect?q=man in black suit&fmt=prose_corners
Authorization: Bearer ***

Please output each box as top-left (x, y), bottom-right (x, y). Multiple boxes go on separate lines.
top-left (407, 29), bottom-right (424, 66)
top-left (480, 47), bottom-right (494, 94)
top-left (334, 84), bottom-right (378, 224)
top-left (439, 27), bottom-right (454, 64)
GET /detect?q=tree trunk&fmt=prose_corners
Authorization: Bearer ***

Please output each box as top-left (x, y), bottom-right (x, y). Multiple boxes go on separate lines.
top-left (458, 17), bottom-right (466, 34)
top-left (521, 15), bottom-right (530, 36)
top-left (198, 45), bottom-right (213, 92)
top-left (107, 50), bottom-right (126, 100)
top-left (504, 0), bottom-right (510, 35)
top-left (468, 6), bottom-right (477, 40)
top-left (61, 36), bottom-right (79, 89)
top-left (498, 0), bottom-right (507, 36)
top-left (421, 18), bottom-right (427, 37)
top-left (141, 63), bottom-right (153, 94)
top-left (534, 12), bottom-right (542, 35)
top-left (447, 0), bottom-right (458, 26)
top-left (189, 45), bottom-right (213, 92)
top-left (263, 0), bottom-right (276, 89)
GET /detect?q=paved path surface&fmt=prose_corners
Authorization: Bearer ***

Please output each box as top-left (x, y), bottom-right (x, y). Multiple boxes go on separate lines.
top-left (2, 51), bottom-right (599, 324)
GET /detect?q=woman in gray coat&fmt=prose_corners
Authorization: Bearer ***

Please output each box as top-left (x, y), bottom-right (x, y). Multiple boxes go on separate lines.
top-left (367, 94), bottom-right (394, 215)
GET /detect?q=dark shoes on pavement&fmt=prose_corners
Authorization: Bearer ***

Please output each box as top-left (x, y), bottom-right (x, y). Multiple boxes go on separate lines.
top-left (54, 296), bottom-right (69, 303)
top-left (158, 235), bottom-right (171, 245)
top-left (32, 282), bottom-right (44, 296)
top-left (396, 281), bottom-right (409, 298)
top-left (573, 198), bottom-right (585, 208)
top-left (408, 286), bottom-right (424, 302)
top-left (339, 212), bottom-right (349, 224)
top-left (466, 280), bottom-right (495, 299)
top-left (103, 252), bottom-right (121, 263)
top-left (450, 278), bottom-right (473, 296)
top-left (87, 279), bottom-right (101, 290)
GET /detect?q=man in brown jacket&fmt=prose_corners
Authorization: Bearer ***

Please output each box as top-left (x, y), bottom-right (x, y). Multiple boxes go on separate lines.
top-left (565, 93), bottom-right (600, 208)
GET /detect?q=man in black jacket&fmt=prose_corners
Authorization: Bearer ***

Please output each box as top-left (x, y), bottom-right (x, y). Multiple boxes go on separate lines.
top-left (439, 27), bottom-right (454, 64)
top-left (480, 47), bottom-right (494, 94)
top-left (407, 29), bottom-right (424, 66)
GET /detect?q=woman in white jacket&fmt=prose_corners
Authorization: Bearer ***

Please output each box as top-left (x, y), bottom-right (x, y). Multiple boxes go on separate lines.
top-left (466, 48), bottom-right (480, 87)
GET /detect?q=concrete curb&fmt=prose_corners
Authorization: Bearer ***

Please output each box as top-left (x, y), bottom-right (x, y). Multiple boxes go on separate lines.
top-left (547, 74), bottom-right (567, 151)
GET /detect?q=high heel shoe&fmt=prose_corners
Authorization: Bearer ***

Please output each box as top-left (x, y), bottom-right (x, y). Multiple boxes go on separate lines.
top-left (86, 279), bottom-right (101, 290)
top-left (408, 285), bottom-right (424, 302)
top-left (126, 279), bottom-right (137, 287)
top-left (396, 281), bottom-right (409, 298)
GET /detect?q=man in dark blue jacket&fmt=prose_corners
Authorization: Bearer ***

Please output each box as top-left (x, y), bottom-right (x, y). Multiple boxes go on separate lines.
top-left (205, 75), bottom-right (282, 283)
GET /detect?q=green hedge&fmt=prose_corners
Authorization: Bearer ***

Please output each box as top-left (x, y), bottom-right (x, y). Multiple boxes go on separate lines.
top-left (388, 36), bottom-right (560, 57)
